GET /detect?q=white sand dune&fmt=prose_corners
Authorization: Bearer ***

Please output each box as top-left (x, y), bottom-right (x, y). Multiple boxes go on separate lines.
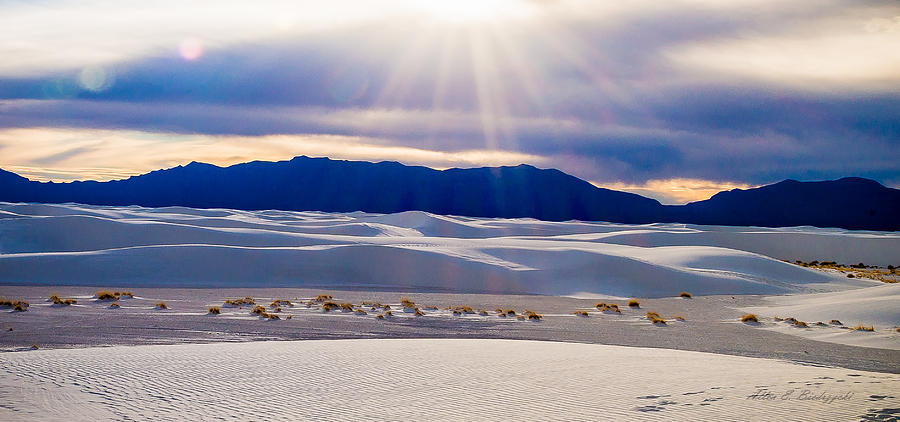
top-left (741, 283), bottom-right (900, 349)
top-left (1, 202), bottom-right (891, 297)
top-left (0, 339), bottom-right (897, 421)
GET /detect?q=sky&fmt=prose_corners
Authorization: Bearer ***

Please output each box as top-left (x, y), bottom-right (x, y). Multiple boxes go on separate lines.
top-left (0, 0), bottom-right (898, 204)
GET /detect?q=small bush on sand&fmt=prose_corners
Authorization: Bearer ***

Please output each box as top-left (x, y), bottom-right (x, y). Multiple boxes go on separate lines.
top-left (400, 298), bottom-right (416, 308)
top-left (322, 301), bottom-right (340, 312)
top-left (674, 315), bottom-right (686, 321)
top-left (414, 308), bottom-right (425, 317)
top-left (628, 299), bottom-right (640, 308)
top-left (224, 297), bottom-right (255, 307)
top-left (384, 310), bottom-right (393, 317)
top-left (598, 304), bottom-right (621, 313)
top-left (340, 302), bottom-right (354, 312)
top-left (525, 310), bottom-right (542, 320)
top-left (784, 317), bottom-right (798, 324)
top-left (505, 309), bottom-right (516, 316)
top-left (315, 294), bottom-right (333, 302)
top-left (516, 315), bottom-right (526, 320)
top-left (452, 310), bottom-right (462, 316)
top-left (12, 303), bottom-right (28, 312)
top-left (376, 314), bottom-right (385, 319)
top-left (646, 311), bottom-right (662, 319)
top-left (814, 321), bottom-right (827, 327)
top-left (679, 292), bottom-right (692, 299)
top-left (479, 309), bottom-right (489, 316)
top-left (31, 344), bottom-right (39, 350)
top-left (50, 295), bottom-right (77, 306)
top-left (741, 313), bottom-right (759, 323)
top-left (650, 316), bottom-right (667, 325)
top-left (793, 320), bottom-right (809, 328)
top-left (854, 324), bottom-right (874, 332)
top-left (846, 273), bottom-right (855, 278)
top-left (114, 291), bottom-right (133, 298)
top-left (270, 300), bottom-right (293, 308)
top-left (96, 291), bottom-right (118, 301)
top-left (109, 302), bottom-right (120, 309)
top-left (355, 309), bottom-right (368, 316)
top-left (155, 302), bottom-right (168, 310)
top-left (285, 315), bottom-right (292, 320)
top-left (265, 312), bottom-right (280, 320)
top-left (595, 302), bottom-right (607, 309)
top-left (830, 319), bottom-right (843, 325)
top-left (208, 306), bottom-right (221, 315)
top-left (773, 316), bottom-right (783, 322)
top-left (574, 310), bottom-right (589, 317)
top-left (251, 305), bottom-right (266, 315)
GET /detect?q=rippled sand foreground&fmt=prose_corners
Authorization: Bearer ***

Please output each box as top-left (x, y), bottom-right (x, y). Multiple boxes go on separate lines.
top-left (1, 339), bottom-right (897, 421)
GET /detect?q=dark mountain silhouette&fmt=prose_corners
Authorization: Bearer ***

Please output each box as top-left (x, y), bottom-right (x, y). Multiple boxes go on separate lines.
top-left (0, 157), bottom-right (897, 230)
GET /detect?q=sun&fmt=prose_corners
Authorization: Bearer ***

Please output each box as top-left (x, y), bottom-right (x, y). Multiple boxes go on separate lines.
top-left (412, 0), bottom-right (537, 24)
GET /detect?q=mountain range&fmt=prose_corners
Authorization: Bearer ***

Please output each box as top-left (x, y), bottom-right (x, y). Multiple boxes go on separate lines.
top-left (1, 156), bottom-right (898, 231)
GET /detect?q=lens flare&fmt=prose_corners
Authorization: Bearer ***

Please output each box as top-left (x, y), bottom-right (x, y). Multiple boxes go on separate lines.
top-left (179, 38), bottom-right (205, 61)
top-left (78, 66), bottom-right (113, 92)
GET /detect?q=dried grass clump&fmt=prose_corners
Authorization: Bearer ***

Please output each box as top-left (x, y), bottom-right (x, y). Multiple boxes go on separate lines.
top-left (251, 305), bottom-right (266, 315)
top-left (95, 291), bottom-right (118, 301)
top-left (595, 302), bottom-right (607, 309)
top-left (400, 297), bottom-right (416, 308)
top-left (270, 299), bottom-right (294, 308)
top-left (783, 317), bottom-right (798, 324)
top-left (322, 301), bottom-right (340, 312)
top-left (853, 324), bottom-right (875, 332)
top-left (646, 311), bottom-right (662, 319)
top-left (314, 294), bottom-right (333, 303)
top-left (830, 319), bottom-right (843, 325)
top-left (679, 292), bottom-right (692, 299)
top-left (155, 302), bottom-right (168, 310)
top-left (50, 295), bottom-right (77, 306)
top-left (814, 321), bottom-right (827, 327)
top-left (649, 316), bottom-right (667, 325)
top-left (208, 306), bottom-right (221, 315)
top-left (114, 291), bottom-right (134, 298)
top-left (525, 310), bottom-right (542, 320)
top-left (479, 309), bottom-right (489, 316)
top-left (385, 310), bottom-right (393, 317)
top-left (109, 302), bottom-right (120, 309)
top-left (449, 305), bottom-right (474, 314)
top-left (224, 297), bottom-right (255, 307)
top-left (355, 309), bottom-right (368, 316)
top-left (505, 309), bottom-right (516, 316)
top-left (574, 310), bottom-right (589, 317)
top-left (414, 308), bottom-right (425, 317)
top-left (773, 316), bottom-right (783, 322)
top-left (376, 314), bottom-right (385, 320)
top-left (741, 313), bottom-right (759, 323)
top-left (340, 302), bottom-right (354, 312)
top-left (263, 312), bottom-right (280, 320)
top-left (2, 299), bottom-right (30, 311)
top-left (516, 315), bottom-right (526, 320)
top-left (674, 315), bottom-right (686, 321)
top-left (452, 310), bottom-right (462, 316)
top-left (383, 304), bottom-right (392, 310)
top-left (793, 320), bottom-right (809, 328)
top-left (598, 304), bottom-right (621, 313)
top-left (628, 299), bottom-right (640, 308)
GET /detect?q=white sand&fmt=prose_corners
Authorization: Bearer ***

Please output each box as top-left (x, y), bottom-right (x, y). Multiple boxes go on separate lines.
top-left (2, 202), bottom-right (889, 297)
top-left (0, 339), bottom-right (896, 421)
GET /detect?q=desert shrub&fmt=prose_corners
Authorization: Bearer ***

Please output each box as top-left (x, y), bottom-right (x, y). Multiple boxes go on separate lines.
top-left (109, 302), bottom-right (120, 309)
top-left (315, 294), bottom-right (333, 302)
top-left (12, 303), bottom-right (27, 312)
top-left (114, 291), bottom-right (134, 298)
top-left (525, 310), bottom-right (542, 320)
top-left (251, 305), bottom-right (266, 315)
top-left (741, 313), bottom-right (759, 323)
top-left (495, 308), bottom-right (504, 313)
top-left (322, 301), bottom-right (340, 312)
top-left (270, 299), bottom-right (293, 308)
top-left (452, 310), bottom-right (462, 316)
top-left (649, 316), bottom-right (667, 325)
top-left (847, 274), bottom-right (855, 278)
top-left (679, 292), bottom-right (692, 299)
top-left (414, 308), bottom-right (425, 317)
top-left (498, 313), bottom-right (507, 318)
top-left (595, 302), bottom-right (607, 309)
top-left (383, 304), bottom-right (391, 310)
top-left (773, 316), bottom-right (783, 322)
top-left (674, 315), bottom-right (686, 321)
top-left (784, 317), bottom-right (798, 323)
top-left (400, 297), bottom-right (416, 308)
top-left (224, 297), bottom-right (255, 307)
top-left (598, 304), bottom-right (620, 313)
top-left (516, 315), bottom-right (526, 320)
top-left (646, 311), bottom-right (662, 319)
top-left (266, 313), bottom-right (280, 320)
top-left (385, 310), bottom-right (393, 317)
top-left (479, 309), bottom-right (489, 316)
top-left (829, 319), bottom-right (842, 325)
top-left (273, 307), bottom-right (282, 313)
top-left (376, 314), bottom-right (385, 319)
top-left (355, 309), bottom-right (368, 315)
top-left (155, 302), bottom-right (168, 310)
top-left (574, 310), bottom-right (589, 317)
top-left (96, 291), bottom-right (118, 301)
top-left (814, 321), bottom-right (827, 326)
top-left (793, 320), bottom-right (809, 328)
top-left (50, 295), bottom-right (77, 306)
top-left (208, 306), bottom-right (221, 315)
top-left (286, 315), bottom-right (292, 320)
top-left (505, 309), bottom-right (516, 316)
top-left (340, 302), bottom-right (354, 312)
top-left (854, 324), bottom-right (874, 332)
top-left (628, 299), bottom-right (640, 308)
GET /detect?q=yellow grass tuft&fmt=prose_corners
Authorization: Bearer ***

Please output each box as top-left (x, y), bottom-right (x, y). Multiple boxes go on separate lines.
top-left (270, 299), bottom-right (293, 308)
top-left (376, 314), bottom-right (385, 319)
top-left (400, 297), bottom-right (416, 308)
top-left (50, 295), bottom-right (77, 306)
top-left (414, 308), bottom-right (425, 317)
top-left (95, 291), bottom-right (118, 301)
top-left (628, 299), bottom-right (640, 308)
top-left (793, 320), bottom-right (809, 328)
top-left (853, 324), bottom-right (874, 332)
top-left (574, 310), bottom-right (589, 317)
top-left (154, 302), bottom-right (168, 310)
top-left (251, 305), bottom-right (266, 315)
top-left (525, 310), bottom-right (542, 320)
top-left (741, 313), bottom-right (759, 323)
top-left (679, 292), bottom-right (692, 298)
top-left (224, 297), bottom-right (255, 307)
top-left (649, 316), bottom-right (667, 325)
top-left (594, 302), bottom-right (607, 309)
top-left (108, 302), bottom-right (120, 309)
top-left (674, 315), bottom-right (686, 321)
top-left (355, 309), bottom-right (368, 315)
top-left (340, 302), bottom-right (354, 312)
top-left (479, 309), bottom-right (489, 316)
top-left (322, 301), bottom-right (340, 312)
top-left (598, 303), bottom-right (621, 313)
top-left (208, 306), bottom-right (221, 315)
top-left (830, 319), bottom-right (842, 325)
top-left (114, 291), bottom-right (134, 298)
